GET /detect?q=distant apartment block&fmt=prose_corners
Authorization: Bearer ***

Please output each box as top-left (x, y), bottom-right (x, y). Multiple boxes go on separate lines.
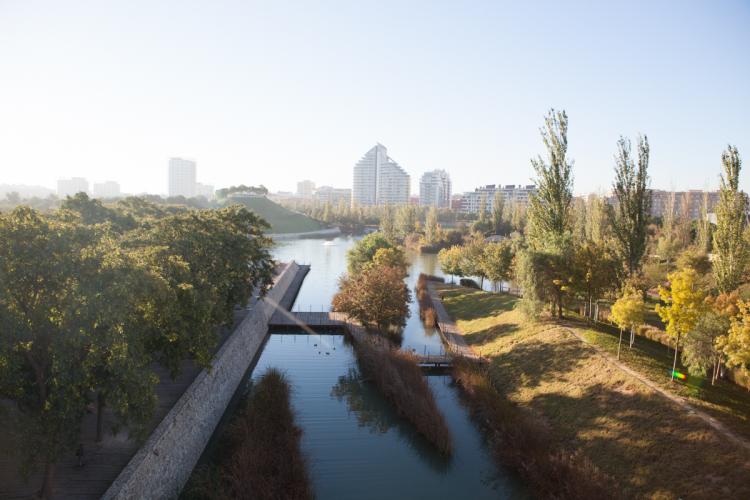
top-left (93, 181), bottom-right (121, 199)
top-left (168, 157), bottom-right (197, 197)
top-left (419, 169), bottom-right (452, 208)
top-left (297, 180), bottom-right (315, 198)
top-left (352, 144), bottom-right (410, 206)
top-left (314, 186), bottom-right (351, 205)
top-left (649, 189), bottom-right (719, 220)
top-left (195, 182), bottom-right (215, 200)
top-left (57, 177), bottom-right (89, 198)
top-left (460, 184), bottom-right (538, 213)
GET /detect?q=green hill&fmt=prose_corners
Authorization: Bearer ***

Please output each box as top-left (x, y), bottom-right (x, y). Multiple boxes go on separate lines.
top-left (223, 196), bottom-right (325, 234)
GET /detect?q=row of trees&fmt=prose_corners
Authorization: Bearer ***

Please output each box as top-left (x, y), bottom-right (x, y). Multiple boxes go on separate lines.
top-left (0, 194), bottom-right (274, 498)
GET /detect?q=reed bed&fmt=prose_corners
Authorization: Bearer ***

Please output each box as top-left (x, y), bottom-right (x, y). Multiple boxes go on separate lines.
top-left (352, 338), bottom-right (452, 455)
top-left (452, 360), bottom-right (616, 500)
top-left (184, 368), bottom-right (312, 500)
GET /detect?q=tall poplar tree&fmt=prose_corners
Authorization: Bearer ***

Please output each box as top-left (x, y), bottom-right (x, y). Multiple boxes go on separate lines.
top-left (713, 145), bottom-right (747, 293)
top-left (527, 109), bottom-right (573, 248)
top-left (610, 135), bottom-right (651, 277)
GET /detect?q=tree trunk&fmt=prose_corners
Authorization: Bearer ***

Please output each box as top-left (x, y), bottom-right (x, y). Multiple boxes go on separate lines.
top-left (96, 392), bottom-right (106, 443)
top-left (629, 326), bottom-right (635, 349)
top-left (40, 461), bottom-right (55, 499)
top-left (617, 329), bottom-right (623, 360)
top-left (671, 334), bottom-right (681, 382)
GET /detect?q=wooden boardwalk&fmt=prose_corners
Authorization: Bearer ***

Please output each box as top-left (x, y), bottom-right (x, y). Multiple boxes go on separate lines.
top-left (425, 281), bottom-right (482, 361)
top-left (269, 311), bottom-right (454, 367)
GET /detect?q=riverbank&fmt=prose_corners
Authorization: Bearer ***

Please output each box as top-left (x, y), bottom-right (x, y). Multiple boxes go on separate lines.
top-left (268, 226), bottom-right (341, 240)
top-left (436, 285), bottom-right (750, 499)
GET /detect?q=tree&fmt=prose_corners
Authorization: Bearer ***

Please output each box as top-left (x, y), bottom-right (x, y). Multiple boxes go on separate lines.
top-left (332, 264), bottom-right (411, 333)
top-left (482, 240), bottom-right (514, 291)
top-left (610, 290), bottom-right (645, 359)
top-left (0, 208), bottom-right (97, 497)
top-left (380, 205), bottom-right (396, 241)
top-left (438, 245), bottom-right (464, 283)
top-left (696, 191), bottom-right (711, 253)
top-left (395, 205), bottom-right (419, 240)
top-left (712, 145), bottom-right (747, 293)
top-left (610, 135), bottom-right (652, 277)
top-left (346, 232), bottom-right (396, 275)
top-left (721, 300), bottom-right (750, 370)
top-left (424, 206), bottom-right (439, 245)
top-left (656, 268), bottom-right (708, 382)
top-left (527, 109), bottom-right (573, 248)
top-left (370, 247), bottom-right (407, 276)
top-left (492, 191), bottom-right (505, 235)
top-left (572, 241), bottom-right (620, 320)
top-left (460, 234), bottom-right (488, 288)
top-left (520, 109), bottom-right (575, 318)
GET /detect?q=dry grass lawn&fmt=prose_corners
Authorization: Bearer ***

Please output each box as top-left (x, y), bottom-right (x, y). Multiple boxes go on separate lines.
top-left (438, 285), bottom-right (750, 499)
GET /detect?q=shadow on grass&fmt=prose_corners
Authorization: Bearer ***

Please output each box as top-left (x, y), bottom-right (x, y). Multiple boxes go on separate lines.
top-left (464, 323), bottom-right (519, 346)
top-left (488, 334), bottom-right (592, 391)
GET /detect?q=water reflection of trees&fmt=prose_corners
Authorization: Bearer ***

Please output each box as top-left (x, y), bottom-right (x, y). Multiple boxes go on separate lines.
top-left (331, 369), bottom-right (451, 473)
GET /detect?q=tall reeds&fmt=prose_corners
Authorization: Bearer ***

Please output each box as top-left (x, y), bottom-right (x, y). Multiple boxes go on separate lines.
top-left (352, 338), bottom-right (452, 455)
top-left (185, 368), bottom-right (312, 500)
top-left (452, 360), bottom-right (617, 500)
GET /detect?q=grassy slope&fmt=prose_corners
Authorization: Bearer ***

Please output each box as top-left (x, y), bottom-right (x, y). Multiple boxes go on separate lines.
top-left (438, 285), bottom-right (750, 499)
top-left (225, 196), bottom-right (325, 234)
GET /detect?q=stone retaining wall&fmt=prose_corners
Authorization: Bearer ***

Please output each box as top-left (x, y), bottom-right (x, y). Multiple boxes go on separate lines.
top-left (101, 262), bottom-right (302, 500)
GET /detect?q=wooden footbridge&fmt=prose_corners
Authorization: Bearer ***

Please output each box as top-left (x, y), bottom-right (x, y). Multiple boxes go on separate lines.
top-left (268, 310), bottom-right (455, 368)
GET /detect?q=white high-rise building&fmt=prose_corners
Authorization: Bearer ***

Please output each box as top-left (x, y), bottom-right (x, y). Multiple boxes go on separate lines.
top-left (93, 181), bottom-right (121, 199)
top-left (168, 158), bottom-right (197, 198)
top-left (57, 177), bottom-right (89, 198)
top-left (419, 170), bottom-right (452, 208)
top-left (352, 144), bottom-right (410, 206)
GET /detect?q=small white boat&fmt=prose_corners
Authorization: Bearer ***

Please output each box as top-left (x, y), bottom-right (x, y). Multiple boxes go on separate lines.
top-left (322, 240), bottom-right (337, 246)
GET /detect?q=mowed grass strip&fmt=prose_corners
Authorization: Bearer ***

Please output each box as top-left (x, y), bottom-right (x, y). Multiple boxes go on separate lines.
top-left (438, 285), bottom-right (750, 499)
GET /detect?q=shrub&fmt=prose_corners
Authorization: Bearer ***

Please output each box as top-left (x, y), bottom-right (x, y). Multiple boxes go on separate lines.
top-left (459, 278), bottom-right (480, 289)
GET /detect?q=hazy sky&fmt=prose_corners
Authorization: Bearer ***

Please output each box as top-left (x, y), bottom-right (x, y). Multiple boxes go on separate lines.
top-left (1, 0), bottom-right (748, 196)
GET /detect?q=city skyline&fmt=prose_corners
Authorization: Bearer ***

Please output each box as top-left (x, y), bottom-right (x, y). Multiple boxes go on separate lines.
top-left (1, 1), bottom-right (748, 196)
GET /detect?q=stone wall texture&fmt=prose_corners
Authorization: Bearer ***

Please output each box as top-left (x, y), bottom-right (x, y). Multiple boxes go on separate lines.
top-left (101, 262), bottom-right (301, 500)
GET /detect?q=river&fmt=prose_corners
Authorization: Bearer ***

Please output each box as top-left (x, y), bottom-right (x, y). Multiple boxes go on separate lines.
top-left (200, 236), bottom-right (525, 499)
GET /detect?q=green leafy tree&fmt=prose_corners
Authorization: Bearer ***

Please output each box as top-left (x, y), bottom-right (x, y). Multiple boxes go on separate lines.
top-left (610, 135), bottom-right (652, 277)
top-left (438, 245), bottom-right (464, 283)
top-left (346, 232), bottom-right (397, 275)
top-left (572, 241), bottom-right (620, 320)
top-left (656, 268), bottom-right (708, 382)
top-left (460, 234), bottom-right (488, 288)
top-left (492, 191), bottom-right (505, 235)
top-left (712, 145), bottom-right (747, 293)
top-left (0, 209), bottom-right (97, 497)
top-left (527, 109), bottom-right (573, 248)
top-left (424, 206), bottom-right (439, 245)
top-left (482, 240), bottom-right (514, 291)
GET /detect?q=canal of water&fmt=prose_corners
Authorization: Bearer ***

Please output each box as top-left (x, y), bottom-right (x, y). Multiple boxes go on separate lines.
top-left (200, 236), bottom-right (526, 499)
